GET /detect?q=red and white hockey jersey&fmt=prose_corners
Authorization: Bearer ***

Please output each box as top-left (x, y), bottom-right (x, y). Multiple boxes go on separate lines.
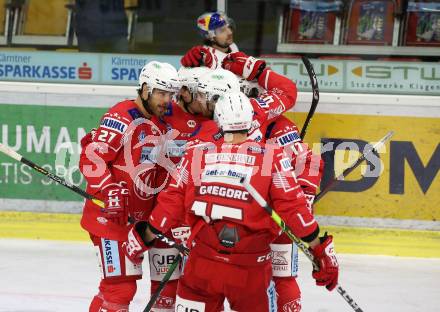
top-left (79, 99), bottom-right (169, 240)
top-left (265, 115), bottom-right (324, 195)
top-left (203, 43), bottom-right (239, 69)
top-left (162, 101), bottom-right (208, 164)
top-left (149, 140), bottom-right (318, 255)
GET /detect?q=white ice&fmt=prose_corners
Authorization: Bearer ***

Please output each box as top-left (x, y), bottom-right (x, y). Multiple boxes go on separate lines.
top-left (0, 239), bottom-right (439, 312)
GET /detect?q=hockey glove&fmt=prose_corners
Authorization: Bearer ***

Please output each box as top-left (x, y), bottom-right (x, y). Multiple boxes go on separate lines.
top-left (180, 46), bottom-right (218, 69)
top-left (101, 182), bottom-right (129, 224)
top-left (123, 221), bottom-right (154, 265)
top-left (310, 233), bottom-right (339, 291)
top-left (222, 52), bottom-right (266, 81)
top-left (80, 128), bottom-right (96, 148)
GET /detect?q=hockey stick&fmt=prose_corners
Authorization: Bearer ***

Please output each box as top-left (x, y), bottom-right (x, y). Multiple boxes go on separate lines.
top-left (300, 56), bottom-right (319, 140)
top-left (241, 178), bottom-right (364, 312)
top-left (0, 142), bottom-right (190, 255)
top-left (314, 131), bottom-right (394, 203)
top-left (143, 254), bottom-right (183, 312)
top-left (0, 142), bottom-right (104, 208)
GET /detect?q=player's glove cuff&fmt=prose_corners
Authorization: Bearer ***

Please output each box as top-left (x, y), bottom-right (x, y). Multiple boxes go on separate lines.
top-left (123, 221), bottom-right (155, 264)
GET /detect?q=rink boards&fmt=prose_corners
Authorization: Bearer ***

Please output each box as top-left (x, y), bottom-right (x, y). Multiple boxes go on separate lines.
top-left (1, 210), bottom-right (440, 258)
top-left (0, 81), bottom-right (439, 238)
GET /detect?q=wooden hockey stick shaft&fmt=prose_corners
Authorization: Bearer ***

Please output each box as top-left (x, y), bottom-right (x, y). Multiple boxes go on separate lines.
top-left (0, 142), bottom-right (104, 208)
top-left (0, 142), bottom-right (190, 255)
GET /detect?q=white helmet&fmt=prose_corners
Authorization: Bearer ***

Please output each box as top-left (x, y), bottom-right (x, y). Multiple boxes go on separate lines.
top-left (198, 68), bottom-right (240, 102)
top-left (239, 78), bottom-right (265, 98)
top-left (214, 92), bottom-right (253, 132)
top-left (138, 61), bottom-right (179, 94)
top-left (178, 66), bottom-right (212, 95)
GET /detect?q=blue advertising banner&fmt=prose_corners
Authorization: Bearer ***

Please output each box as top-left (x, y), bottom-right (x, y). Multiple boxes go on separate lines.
top-left (100, 54), bottom-right (180, 85)
top-left (1, 50), bottom-right (440, 96)
top-left (0, 51), bottom-right (100, 83)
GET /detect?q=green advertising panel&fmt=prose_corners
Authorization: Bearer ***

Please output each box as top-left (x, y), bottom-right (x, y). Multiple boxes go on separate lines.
top-left (346, 61), bottom-right (440, 95)
top-left (1, 50), bottom-right (440, 95)
top-left (265, 58), bottom-right (345, 92)
top-left (0, 103), bottom-right (105, 202)
top-left (264, 57), bottom-right (440, 96)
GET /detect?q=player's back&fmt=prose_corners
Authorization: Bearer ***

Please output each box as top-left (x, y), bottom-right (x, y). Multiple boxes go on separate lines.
top-left (181, 139), bottom-right (289, 255)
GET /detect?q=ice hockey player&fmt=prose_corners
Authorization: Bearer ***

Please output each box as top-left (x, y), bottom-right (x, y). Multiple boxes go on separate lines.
top-left (195, 51), bottom-right (324, 312)
top-left (122, 92), bottom-right (339, 311)
top-left (181, 11), bottom-right (239, 69)
top-left (144, 67), bottom-right (240, 311)
top-left (78, 61), bottom-right (179, 312)
top-left (239, 75), bottom-right (324, 311)
top-left (162, 66), bottom-right (213, 165)
top-left (193, 51), bottom-right (297, 146)
top-left (145, 66), bottom-right (216, 312)
top-left (265, 114), bottom-right (324, 312)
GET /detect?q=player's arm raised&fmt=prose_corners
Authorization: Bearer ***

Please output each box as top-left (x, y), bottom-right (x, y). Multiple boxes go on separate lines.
top-left (222, 52), bottom-right (298, 122)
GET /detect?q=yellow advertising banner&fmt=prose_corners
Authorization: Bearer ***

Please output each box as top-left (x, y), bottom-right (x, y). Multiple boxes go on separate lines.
top-left (285, 112), bottom-right (440, 221)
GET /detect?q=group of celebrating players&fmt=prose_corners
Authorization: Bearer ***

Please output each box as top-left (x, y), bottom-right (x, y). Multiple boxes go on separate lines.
top-left (79, 11), bottom-right (339, 312)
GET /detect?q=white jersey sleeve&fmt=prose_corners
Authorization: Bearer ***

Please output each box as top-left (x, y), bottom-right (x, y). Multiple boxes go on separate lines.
top-left (204, 43), bottom-right (239, 69)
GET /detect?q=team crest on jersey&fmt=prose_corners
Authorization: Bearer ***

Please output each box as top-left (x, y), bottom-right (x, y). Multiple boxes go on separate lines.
top-left (138, 130), bottom-right (146, 143)
top-left (100, 117), bottom-right (127, 134)
top-left (277, 130), bottom-right (301, 147)
top-left (187, 120), bottom-right (196, 128)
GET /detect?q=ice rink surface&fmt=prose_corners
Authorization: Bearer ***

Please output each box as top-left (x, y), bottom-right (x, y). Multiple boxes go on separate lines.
top-left (0, 239), bottom-right (439, 312)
